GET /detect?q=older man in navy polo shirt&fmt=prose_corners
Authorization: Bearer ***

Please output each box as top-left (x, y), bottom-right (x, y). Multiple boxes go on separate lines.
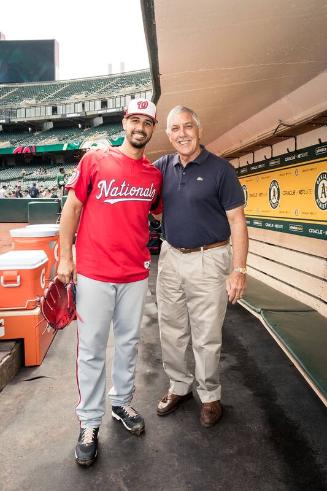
top-left (154, 105), bottom-right (248, 427)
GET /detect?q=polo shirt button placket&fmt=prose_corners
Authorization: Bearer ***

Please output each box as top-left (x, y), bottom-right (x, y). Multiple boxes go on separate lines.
top-left (178, 165), bottom-right (187, 191)
top-left (181, 168), bottom-right (187, 186)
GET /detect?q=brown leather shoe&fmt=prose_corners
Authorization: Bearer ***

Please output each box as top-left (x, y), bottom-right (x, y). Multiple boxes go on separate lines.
top-left (200, 401), bottom-right (223, 427)
top-left (157, 391), bottom-right (193, 416)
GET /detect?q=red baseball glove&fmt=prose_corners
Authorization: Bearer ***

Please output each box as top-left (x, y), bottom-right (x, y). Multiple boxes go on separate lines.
top-left (40, 276), bottom-right (76, 330)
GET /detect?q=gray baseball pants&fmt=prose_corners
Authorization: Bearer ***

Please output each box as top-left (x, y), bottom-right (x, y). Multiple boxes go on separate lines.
top-left (75, 273), bottom-right (148, 428)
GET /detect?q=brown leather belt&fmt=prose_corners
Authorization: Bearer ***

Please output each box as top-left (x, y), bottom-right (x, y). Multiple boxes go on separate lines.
top-left (172, 240), bottom-right (229, 254)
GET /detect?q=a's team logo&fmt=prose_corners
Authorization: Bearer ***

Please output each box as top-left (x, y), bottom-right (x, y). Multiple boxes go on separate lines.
top-left (96, 179), bottom-right (156, 204)
top-left (66, 169), bottom-right (80, 186)
top-left (269, 180), bottom-right (280, 209)
top-left (314, 172), bottom-right (327, 210)
top-left (137, 100), bottom-right (149, 109)
top-left (242, 185), bottom-right (248, 206)
top-left (144, 260), bottom-right (151, 270)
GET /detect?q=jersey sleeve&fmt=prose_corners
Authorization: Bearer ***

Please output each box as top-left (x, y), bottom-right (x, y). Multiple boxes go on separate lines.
top-left (217, 161), bottom-right (245, 211)
top-left (65, 151), bottom-right (96, 203)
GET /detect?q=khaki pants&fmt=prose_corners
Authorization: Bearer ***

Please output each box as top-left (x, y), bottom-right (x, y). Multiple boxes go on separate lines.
top-left (156, 241), bottom-right (231, 403)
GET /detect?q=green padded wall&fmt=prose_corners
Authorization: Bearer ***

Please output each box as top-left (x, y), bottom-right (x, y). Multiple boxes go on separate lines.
top-left (61, 195), bottom-right (68, 209)
top-left (27, 201), bottom-right (60, 224)
top-left (0, 199), bottom-right (60, 223)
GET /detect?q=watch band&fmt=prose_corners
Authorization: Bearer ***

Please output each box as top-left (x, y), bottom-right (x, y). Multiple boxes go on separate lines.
top-left (234, 267), bottom-right (247, 274)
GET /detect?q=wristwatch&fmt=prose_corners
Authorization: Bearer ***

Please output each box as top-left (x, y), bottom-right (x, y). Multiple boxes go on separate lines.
top-left (234, 267), bottom-right (247, 274)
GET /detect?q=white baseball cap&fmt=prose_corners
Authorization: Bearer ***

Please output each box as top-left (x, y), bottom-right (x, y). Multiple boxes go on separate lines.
top-left (125, 98), bottom-right (157, 123)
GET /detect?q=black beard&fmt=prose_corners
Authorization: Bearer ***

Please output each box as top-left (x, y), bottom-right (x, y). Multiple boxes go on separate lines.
top-left (130, 140), bottom-right (147, 149)
top-left (128, 132), bottom-right (150, 148)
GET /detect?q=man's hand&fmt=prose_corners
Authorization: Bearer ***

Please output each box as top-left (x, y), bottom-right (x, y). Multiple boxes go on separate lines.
top-left (57, 257), bottom-right (76, 285)
top-left (226, 205), bottom-right (248, 304)
top-left (226, 271), bottom-right (246, 304)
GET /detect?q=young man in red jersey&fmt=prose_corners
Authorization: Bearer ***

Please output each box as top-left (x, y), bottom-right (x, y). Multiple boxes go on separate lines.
top-left (57, 98), bottom-right (162, 467)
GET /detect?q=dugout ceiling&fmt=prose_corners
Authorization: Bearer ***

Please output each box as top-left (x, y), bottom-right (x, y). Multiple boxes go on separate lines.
top-left (141, 0), bottom-right (327, 161)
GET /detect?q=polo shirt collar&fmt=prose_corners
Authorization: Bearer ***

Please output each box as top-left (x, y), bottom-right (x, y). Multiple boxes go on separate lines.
top-left (172, 145), bottom-right (209, 166)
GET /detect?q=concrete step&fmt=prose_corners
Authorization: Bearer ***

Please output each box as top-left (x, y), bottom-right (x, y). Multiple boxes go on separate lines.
top-left (0, 340), bottom-right (23, 392)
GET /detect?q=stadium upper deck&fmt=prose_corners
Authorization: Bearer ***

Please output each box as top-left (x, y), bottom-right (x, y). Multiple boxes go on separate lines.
top-left (0, 70), bottom-right (151, 107)
top-left (0, 70), bottom-right (151, 152)
top-left (0, 123), bottom-right (123, 147)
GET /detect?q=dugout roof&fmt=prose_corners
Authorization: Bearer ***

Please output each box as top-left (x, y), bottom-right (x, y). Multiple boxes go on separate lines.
top-left (141, 0), bottom-right (327, 161)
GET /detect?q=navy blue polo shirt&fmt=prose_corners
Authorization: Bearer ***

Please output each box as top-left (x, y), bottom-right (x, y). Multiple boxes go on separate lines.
top-left (154, 147), bottom-right (245, 248)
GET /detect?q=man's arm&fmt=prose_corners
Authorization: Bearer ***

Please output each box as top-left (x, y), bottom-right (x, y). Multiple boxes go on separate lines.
top-left (57, 189), bottom-right (83, 284)
top-left (152, 157), bottom-right (164, 222)
top-left (226, 205), bottom-right (248, 304)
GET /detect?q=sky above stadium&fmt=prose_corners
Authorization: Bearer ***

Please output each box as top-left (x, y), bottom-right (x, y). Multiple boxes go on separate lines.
top-left (0, 0), bottom-right (149, 80)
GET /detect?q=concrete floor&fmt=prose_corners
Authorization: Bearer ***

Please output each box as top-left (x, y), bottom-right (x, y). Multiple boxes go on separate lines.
top-left (0, 257), bottom-right (326, 491)
top-left (0, 223), bottom-right (26, 254)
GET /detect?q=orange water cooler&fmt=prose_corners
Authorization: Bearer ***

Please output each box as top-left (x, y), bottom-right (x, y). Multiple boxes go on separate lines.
top-left (10, 226), bottom-right (59, 283)
top-left (0, 250), bottom-right (56, 366)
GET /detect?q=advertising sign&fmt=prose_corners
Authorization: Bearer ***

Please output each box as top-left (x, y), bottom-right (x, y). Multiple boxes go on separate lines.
top-left (237, 144), bottom-right (327, 239)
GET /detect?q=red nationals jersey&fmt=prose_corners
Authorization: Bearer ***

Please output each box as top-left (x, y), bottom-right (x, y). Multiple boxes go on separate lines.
top-left (66, 148), bottom-right (162, 283)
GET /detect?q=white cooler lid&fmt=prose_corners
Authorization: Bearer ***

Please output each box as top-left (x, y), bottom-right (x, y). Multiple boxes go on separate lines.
top-left (0, 250), bottom-right (48, 269)
top-left (26, 224), bottom-right (60, 231)
top-left (10, 227), bottom-right (59, 237)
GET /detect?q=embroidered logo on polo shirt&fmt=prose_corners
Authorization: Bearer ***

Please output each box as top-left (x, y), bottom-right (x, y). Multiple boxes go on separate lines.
top-left (96, 179), bottom-right (156, 204)
top-left (196, 176), bottom-right (204, 181)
